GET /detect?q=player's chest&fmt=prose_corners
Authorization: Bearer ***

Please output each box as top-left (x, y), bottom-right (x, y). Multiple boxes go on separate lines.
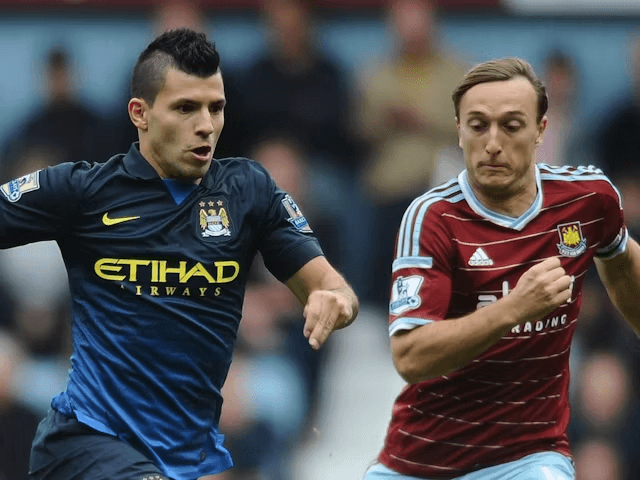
top-left (451, 210), bottom-right (598, 291)
top-left (79, 190), bottom-right (256, 261)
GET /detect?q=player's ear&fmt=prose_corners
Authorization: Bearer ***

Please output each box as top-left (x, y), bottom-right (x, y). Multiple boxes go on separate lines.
top-left (535, 116), bottom-right (548, 146)
top-left (128, 98), bottom-right (149, 131)
top-left (456, 117), bottom-right (462, 148)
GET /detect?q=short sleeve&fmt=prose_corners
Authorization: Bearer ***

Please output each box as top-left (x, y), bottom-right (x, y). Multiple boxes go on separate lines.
top-left (595, 177), bottom-right (628, 260)
top-left (251, 163), bottom-right (323, 282)
top-left (0, 161), bottom-right (87, 248)
top-left (389, 200), bottom-right (454, 337)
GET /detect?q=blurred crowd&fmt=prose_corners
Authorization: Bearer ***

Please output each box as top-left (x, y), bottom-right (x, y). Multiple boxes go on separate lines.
top-left (0, 0), bottom-right (639, 479)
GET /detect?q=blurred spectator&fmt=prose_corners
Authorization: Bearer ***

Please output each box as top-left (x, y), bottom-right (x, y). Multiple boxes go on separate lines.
top-left (537, 49), bottom-right (595, 167)
top-left (0, 329), bottom-right (42, 480)
top-left (250, 136), bottom-right (340, 267)
top-left (150, 0), bottom-right (205, 34)
top-left (596, 33), bottom-right (640, 181)
top-left (233, 0), bottom-right (360, 273)
top-left (237, 0), bottom-right (357, 167)
top-left (574, 352), bottom-right (631, 434)
top-left (354, 0), bottom-right (466, 307)
top-left (1, 46), bottom-right (104, 179)
top-left (568, 350), bottom-right (640, 480)
top-left (573, 438), bottom-right (625, 480)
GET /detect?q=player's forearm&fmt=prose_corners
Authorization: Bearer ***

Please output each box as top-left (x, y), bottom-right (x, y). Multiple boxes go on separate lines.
top-left (596, 237), bottom-right (640, 337)
top-left (392, 298), bottom-right (519, 384)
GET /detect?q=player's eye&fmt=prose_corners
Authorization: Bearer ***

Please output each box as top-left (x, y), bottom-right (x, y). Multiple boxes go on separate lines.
top-left (177, 103), bottom-right (196, 114)
top-left (503, 121), bottom-right (522, 133)
top-left (209, 102), bottom-right (225, 114)
top-left (468, 120), bottom-right (486, 132)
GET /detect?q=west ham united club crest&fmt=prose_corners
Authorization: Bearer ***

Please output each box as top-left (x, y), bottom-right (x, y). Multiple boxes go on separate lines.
top-left (556, 221), bottom-right (587, 257)
top-left (197, 197), bottom-right (232, 240)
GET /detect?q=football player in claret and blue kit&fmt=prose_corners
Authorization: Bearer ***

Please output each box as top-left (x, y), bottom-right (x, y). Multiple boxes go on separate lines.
top-left (364, 57), bottom-right (640, 480)
top-left (0, 28), bottom-right (358, 480)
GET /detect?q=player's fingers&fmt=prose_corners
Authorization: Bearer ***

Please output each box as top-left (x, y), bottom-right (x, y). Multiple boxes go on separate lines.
top-left (548, 275), bottom-right (572, 303)
top-left (532, 256), bottom-right (561, 272)
top-left (552, 287), bottom-right (572, 306)
top-left (308, 312), bottom-right (336, 350)
top-left (303, 303), bottom-right (318, 340)
top-left (304, 298), bottom-right (334, 348)
top-left (555, 274), bottom-right (573, 291)
top-left (543, 265), bottom-right (567, 283)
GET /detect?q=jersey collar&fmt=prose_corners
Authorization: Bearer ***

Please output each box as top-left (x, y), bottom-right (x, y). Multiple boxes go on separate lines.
top-left (123, 143), bottom-right (217, 185)
top-left (458, 164), bottom-right (543, 231)
top-left (123, 143), bottom-right (161, 180)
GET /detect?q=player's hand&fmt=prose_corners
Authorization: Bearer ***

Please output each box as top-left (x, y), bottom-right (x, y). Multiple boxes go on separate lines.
top-left (303, 289), bottom-right (354, 350)
top-left (507, 257), bottom-right (573, 325)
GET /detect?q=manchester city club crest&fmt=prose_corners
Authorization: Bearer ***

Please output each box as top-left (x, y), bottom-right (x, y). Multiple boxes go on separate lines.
top-left (196, 197), bottom-right (232, 240)
top-left (556, 221), bottom-right (587, 257)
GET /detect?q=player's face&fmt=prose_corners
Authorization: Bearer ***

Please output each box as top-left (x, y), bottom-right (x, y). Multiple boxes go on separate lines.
top-left (137, 67), bottom-right (225, 183)
top-left (456, 76), bottom-right (546, 200)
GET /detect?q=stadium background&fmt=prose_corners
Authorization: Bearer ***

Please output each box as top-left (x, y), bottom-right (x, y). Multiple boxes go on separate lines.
top-left (0, 1), bottom-right (638, 479)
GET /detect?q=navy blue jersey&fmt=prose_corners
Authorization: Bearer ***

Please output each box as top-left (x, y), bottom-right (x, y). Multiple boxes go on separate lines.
top-left (0, 144), bottom-right (322, 479)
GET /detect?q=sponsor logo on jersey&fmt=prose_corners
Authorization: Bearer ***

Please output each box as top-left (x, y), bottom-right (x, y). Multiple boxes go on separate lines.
top-left (0, 170), bottom-right (40, 202)
top-left (94, 258), bottom-right (239, 284)
top-left (468, 247), bottom-right (493, 266)
top-left (197, 197), bottom-right (232, 240)
top-left (281, 194), bottom-right (312, 233)
top-left (102, 212), bottom-right (140, 226)
top-left (556, 221), bottom-right (586, 257)
top-left (94, 257), bottom-right (239, 298)
top-left (389, 275), bottom-right (423, 315)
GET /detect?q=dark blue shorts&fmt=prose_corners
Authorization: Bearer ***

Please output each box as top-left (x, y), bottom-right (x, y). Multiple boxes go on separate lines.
top-left (29, 409), bottom-right (171, 480)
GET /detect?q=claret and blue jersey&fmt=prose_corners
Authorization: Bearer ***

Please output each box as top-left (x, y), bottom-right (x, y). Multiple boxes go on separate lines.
top-left (0, 144), bottom-right (322, 479)
top-left (381, 163), bottom-right (628, 478)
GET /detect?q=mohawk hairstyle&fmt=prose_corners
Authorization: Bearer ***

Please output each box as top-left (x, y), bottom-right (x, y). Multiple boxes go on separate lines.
top-left (130, 28), bottom-right (221, 105)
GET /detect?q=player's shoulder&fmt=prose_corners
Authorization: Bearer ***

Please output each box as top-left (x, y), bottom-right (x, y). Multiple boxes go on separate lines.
top-left (44, 155), bottom-right (117, 184)
top-left (403, 177), bottom-right (465, 220)
top-left (210, 156), bottom-right (272, 183)
top-left (538, 163), bottom-right (621, 203)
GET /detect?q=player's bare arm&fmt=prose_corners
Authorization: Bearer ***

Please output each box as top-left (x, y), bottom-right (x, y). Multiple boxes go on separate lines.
top-left (392, 257), bottom-right (572, 383)
top-left (595, 236), bottom-right (640, 336)
top-left (286, 256), bottom-right (359, 350)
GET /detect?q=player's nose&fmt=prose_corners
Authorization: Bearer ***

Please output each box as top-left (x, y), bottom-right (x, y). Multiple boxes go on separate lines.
top-left (195, 110), bottom-right (215, 137)
top-left (485, 124), bottom-right (502, 155)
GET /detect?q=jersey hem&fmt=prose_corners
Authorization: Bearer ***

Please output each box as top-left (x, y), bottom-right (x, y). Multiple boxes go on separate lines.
top-left (378, 446), bottom-right (573, 479)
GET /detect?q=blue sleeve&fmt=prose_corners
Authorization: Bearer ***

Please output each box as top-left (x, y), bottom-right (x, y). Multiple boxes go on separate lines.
top-left (251, 162), bottom-right (323, 282)
top-left (0, 161), bottom-right (89, 248)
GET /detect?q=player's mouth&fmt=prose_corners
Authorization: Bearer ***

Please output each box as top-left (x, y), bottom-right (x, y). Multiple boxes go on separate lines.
top-left (189, 145), bottom-right (213, 161)
top-left (480, 162), bottom-right (508, 169)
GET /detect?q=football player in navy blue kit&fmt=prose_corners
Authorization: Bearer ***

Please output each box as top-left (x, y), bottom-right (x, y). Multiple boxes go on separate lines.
top-left (13, 28), bottom-right (359, 480)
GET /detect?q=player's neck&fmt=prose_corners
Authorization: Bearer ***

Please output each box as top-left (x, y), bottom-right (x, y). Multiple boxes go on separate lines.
top-left (473, 179), bottom-right (538, 218)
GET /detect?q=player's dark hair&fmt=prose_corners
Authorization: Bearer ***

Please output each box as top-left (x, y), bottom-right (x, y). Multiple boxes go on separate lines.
top-left (131, 28), bottom-right (221, 105)
top-left (452, 57), bottom-right (549, 123)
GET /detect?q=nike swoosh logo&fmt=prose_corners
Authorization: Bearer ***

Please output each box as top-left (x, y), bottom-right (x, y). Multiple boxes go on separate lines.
top-left (102, 212), bottom-right (140, 226)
